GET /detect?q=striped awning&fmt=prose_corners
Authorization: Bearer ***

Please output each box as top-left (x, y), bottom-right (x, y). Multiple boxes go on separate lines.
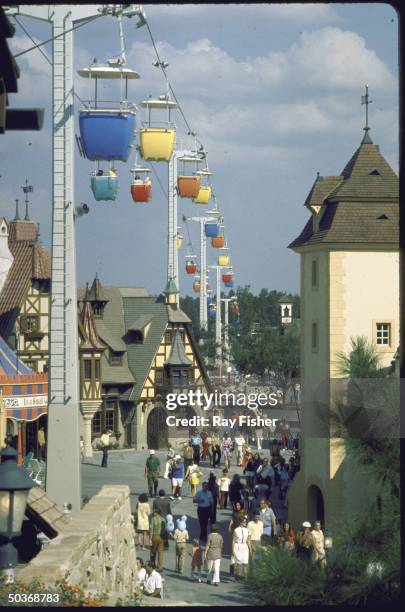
top-left (0, 335), bottom-right (33, 375)
top-left (6, 405), bottom-right (47, 422)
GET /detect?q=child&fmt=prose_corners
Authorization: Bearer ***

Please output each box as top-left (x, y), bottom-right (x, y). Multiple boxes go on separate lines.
top-left (172, 517), bottom-right (189, 574)
top-left (191, 538), bottom-right (203, 582)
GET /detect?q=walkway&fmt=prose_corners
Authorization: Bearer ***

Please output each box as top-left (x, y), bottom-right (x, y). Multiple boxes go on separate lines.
top-left (82, 446), bottom-right (289, 606)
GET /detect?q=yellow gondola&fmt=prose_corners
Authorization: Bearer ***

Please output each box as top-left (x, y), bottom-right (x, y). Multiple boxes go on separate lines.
top-left (194, 186), bottom-right (212, 204)
top-left (193, 169), bottom-right (212, 205)
top-left (218, 255), bottom-right (230, 267)
top-left (140, 97), bottom-right (177, 161)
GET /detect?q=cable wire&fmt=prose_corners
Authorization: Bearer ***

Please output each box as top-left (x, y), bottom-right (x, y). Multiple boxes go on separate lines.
top-left (144, 18), bottom-right (203, 149)
top-left (13, 13), bottom-right (103, 59)
top-left (149, 162), bottom-right (168, 199)
top-left (13, 15), bottom-right (52, 65)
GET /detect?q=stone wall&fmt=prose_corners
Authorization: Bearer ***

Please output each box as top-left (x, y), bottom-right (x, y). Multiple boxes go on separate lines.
top-left (18, 485), bottom-right (137, 596)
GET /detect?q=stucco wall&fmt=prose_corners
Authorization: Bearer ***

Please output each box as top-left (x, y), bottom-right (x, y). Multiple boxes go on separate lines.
top-left (339, 250), bottom-right (399, 367)
top-left (17, 485), bottom-right (138, 596)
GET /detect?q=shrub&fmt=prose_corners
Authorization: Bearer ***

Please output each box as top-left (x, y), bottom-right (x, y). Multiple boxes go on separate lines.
top-left (0, 578), bottom-right (107, 607)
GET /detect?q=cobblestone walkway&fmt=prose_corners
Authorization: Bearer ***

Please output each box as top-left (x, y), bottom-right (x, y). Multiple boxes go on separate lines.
top-left (82, 446), bottom-right (289, 606)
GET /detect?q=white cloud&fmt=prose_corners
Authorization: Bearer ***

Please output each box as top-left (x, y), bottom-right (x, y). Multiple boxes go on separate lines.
top-left (283, 27), bottom-right (397, 90)
top-left (124, 26), bottom-right (396, 110)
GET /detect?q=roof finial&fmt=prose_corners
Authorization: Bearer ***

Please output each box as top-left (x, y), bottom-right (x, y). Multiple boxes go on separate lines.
top-left (361, 84), bottom-right (372, 134)
top-left (14, 199), bottom-right (20, 221)
top-left (21, 178), bottom-right (33, 221)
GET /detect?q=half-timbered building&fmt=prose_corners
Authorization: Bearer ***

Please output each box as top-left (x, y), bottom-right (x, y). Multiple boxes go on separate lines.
top-left (79, 275), bottom-right (212, 450)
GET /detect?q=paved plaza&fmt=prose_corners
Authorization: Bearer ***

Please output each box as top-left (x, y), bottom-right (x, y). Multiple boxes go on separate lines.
top-left (82, 446), bottom-right (289, 606)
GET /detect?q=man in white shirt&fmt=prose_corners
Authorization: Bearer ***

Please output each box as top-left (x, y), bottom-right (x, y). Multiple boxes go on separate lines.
top-left (234, 434), bottom-right (245, 466)
top-left (247, 513), bottom-right (263, 561)
top-left (100, 430), bottom-right (110, 468)
top-left (143, 561), bottom-right (162, 597)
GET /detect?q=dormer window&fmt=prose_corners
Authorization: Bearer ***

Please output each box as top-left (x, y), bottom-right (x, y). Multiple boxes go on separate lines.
top-left (130, 330), bottom-right (143, 343)
top-left (110, 350), bottom-right (123, 366)
top-left (377, 213), bottom-right (388, 220)
top-left (93, 303), bottom-right (104, 319)
top-left (369, 169), bottom-right (380, 176)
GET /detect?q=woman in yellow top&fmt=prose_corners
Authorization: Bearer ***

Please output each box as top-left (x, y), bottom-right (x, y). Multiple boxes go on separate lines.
top-left (185, 460), bottom-right (202, 496)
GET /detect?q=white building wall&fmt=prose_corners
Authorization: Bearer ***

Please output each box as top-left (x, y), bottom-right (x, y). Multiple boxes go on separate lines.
top-left (342, 251), bottom-right (399, 367)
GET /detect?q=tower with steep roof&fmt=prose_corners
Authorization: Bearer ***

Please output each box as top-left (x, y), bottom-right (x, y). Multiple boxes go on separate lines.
top-left (287, 120), bottom-right (398, 530)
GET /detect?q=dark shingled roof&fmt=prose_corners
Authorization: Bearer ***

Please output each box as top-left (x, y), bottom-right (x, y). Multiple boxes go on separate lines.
top-left (78, 286), bottom-right (136, 385)
top-left (289, 133), bottom-right (398, 250)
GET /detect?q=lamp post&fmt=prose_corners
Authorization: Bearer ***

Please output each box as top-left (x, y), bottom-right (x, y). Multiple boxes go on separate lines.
top-left (0, 445), bottom-right (35, 584)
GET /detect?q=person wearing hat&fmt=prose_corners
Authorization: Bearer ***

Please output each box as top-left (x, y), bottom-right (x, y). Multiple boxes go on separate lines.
top-left (145, 450), bottom-right (161, 498)
top-left (172, 516), bottom-right (189, 574)
top-left (297, 521), bottom-right (314, 561)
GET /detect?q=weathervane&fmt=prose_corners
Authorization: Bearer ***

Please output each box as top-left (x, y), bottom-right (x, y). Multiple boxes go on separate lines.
top-left (361, 84), bottom-right (372, 133)
top-left (21, 177), bottom-right (33, 221)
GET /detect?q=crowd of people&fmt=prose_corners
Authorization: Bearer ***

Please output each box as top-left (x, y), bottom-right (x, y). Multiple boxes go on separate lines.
top-left (136, 428), bottom-right (326, 599)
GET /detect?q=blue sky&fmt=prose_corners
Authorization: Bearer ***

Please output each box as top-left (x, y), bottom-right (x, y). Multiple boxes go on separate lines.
top-left (0, 3), bottom-right (398, 297)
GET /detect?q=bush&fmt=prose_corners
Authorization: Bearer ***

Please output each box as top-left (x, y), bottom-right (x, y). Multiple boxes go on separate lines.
top-left (0, 578), bottom-right (107, 607)
top-left (243, 547), bottom-right (326, 605)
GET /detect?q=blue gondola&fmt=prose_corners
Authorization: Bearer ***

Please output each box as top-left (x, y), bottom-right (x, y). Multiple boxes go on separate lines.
top-left (77, 64), bottom-right (139, 162)
top-left (225, 281), bottom-right (234, 288)
top-left (207, 295), bottom-right (212, 305)
top-left (208, 306), bottom-right (216, 319)
top-left (205, 223), bottom-right (219, 238)
top-left (79, 110), bottom-right (135, 161)
top-left (91, 175), bottom-right (119, 201)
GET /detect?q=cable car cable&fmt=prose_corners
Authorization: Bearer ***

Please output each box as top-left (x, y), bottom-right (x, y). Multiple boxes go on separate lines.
top-left (144, 18), bottom-right (204, 150)
top-left (149, 162), bottom-right (168, 199)
top-left (12, 15), bottom-right (89, 110)
top-left (12, 15), bottom-right (52, 66)
top-left (13, 13), bottom-right (103, 60)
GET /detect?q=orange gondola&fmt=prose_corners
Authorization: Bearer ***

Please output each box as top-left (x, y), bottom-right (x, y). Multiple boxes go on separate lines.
top-left (211, 236), bottom-right (225, 248)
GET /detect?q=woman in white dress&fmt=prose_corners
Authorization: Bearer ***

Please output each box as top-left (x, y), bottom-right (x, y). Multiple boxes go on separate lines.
top-left (136, 493), bottom-right (151, 550)
top-left (232, 518), bottom-right (250, 579)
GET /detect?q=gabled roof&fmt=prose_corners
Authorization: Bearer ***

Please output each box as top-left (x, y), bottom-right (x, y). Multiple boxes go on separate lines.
top-left (0, 220), bottom-right (51, 338)
top-left (289, 132), bottom-right (399, 250)
top-left (78, 286), bottom-right (135, 385)
top-left (167, 306), bottom-right (191, 324)
top-left (303, 175), bottom-right (343, 210)
top-left (165, 329), bottom-right (192, 367)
